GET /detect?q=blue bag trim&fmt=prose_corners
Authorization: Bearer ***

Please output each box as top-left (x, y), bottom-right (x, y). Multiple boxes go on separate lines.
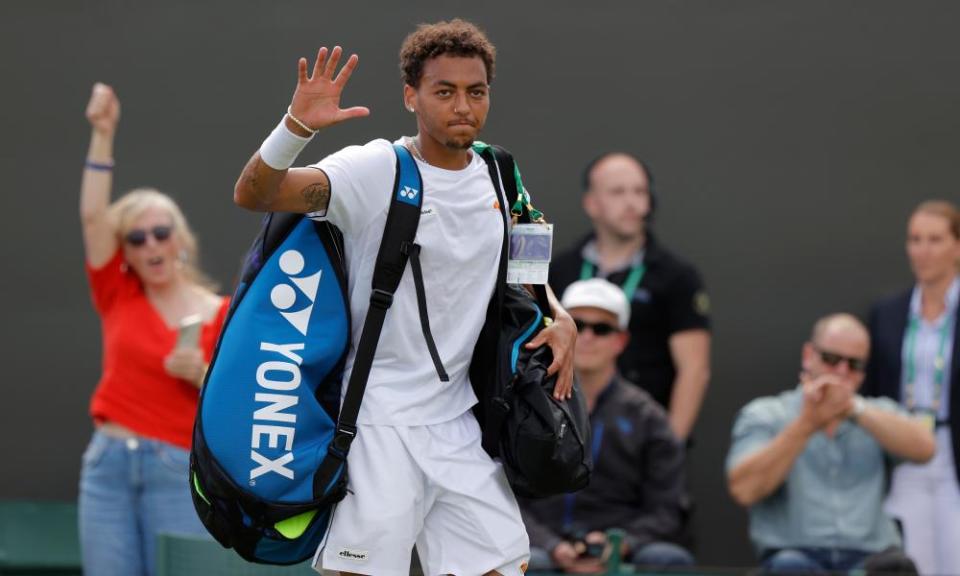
top-left (511, 307), bottom-right (543, 374)
top-left (321, 464), bottom-right (344, 496)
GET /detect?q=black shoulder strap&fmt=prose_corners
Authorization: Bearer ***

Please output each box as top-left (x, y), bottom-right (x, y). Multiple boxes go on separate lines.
top-left (320, 144), bottom-right (423, 471)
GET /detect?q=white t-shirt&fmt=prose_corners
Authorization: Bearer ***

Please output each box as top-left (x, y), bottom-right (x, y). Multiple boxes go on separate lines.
top-left (309, 138), bottom-right (504, 425)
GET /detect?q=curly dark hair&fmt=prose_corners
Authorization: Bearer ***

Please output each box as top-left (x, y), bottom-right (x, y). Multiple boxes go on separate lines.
top-left (399, 19), bottom-right (496, 88)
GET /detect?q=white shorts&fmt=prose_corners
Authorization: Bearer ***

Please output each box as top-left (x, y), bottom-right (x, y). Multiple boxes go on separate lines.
top-left (313, 410), bottom-right (530, 576)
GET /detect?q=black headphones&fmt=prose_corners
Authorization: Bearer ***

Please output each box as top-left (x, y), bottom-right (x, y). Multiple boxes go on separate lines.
top-left (580, 152), bottom-right (657, 220)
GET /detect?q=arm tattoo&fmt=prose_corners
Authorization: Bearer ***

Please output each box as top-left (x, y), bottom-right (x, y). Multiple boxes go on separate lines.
top-left (242, 156), bottom-right (267, 206)
top-left (246, 166), bottom-right (260, 193)
top-left (300, 181), bottom-right (330, 213)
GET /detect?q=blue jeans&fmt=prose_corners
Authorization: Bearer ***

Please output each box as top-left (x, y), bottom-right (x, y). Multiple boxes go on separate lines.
top-left (78, 429), bottom-right (208, 576)
top-left (631, 541), bottom-right (696, 567)
top-left (762, 548), bottom-right (870, 574)
top-left (528, 541), bottom-right (694, 572)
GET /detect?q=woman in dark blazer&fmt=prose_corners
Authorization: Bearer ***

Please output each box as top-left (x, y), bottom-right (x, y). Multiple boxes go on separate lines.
top-left (864, 200), bottom-right (960, 575)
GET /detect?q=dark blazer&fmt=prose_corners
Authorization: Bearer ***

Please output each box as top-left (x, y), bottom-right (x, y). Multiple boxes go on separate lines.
top-left (863, 289), bottom-right (960, 484)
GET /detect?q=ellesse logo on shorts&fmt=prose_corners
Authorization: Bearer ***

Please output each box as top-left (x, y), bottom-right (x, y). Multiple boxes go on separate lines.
top-left (337, 548), bottom-right (369, 562)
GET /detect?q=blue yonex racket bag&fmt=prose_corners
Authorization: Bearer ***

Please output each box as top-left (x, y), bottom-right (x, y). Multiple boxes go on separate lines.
top-left (190, 144), bottom-right (424, 564)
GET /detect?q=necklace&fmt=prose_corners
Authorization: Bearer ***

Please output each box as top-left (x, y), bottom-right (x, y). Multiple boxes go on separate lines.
top-left (407, 136), bottom-right (426, 162)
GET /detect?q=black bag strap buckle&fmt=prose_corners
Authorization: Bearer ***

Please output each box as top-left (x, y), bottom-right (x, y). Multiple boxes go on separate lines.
top-left (370, 288), bottom-right (394, 310)
top-left (331, 424), bottom-right (357, 455)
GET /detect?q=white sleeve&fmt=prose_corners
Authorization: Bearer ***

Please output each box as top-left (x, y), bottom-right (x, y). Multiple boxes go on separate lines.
top-left (308, 139), bottom-right (396, 236)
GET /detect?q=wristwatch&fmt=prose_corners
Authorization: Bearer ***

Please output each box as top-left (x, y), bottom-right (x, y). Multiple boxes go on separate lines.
top-left (849, 395), bottom-right (867, 423)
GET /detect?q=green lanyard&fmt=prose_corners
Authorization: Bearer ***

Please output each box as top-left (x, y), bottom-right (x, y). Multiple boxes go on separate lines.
top-left (471, 140), bottom-right (544, 222)
top-left (579, 260), bottom-right (646, 303)
top-left (903, 313), bottom-right (953, 413)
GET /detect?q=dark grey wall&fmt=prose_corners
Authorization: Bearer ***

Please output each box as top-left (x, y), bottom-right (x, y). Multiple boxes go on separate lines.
top-left (3, 0), bottom-right (959, 567)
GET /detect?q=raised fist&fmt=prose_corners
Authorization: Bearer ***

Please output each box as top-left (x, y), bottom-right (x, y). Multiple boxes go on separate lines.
top-left (85, 82), bottom-right (121, 135)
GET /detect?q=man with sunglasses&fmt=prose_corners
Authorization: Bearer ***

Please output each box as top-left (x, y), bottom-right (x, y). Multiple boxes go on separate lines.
top-left (520, 279), bottom-right (694, 573)
top-left (726, 314), bottom-right (935, 573)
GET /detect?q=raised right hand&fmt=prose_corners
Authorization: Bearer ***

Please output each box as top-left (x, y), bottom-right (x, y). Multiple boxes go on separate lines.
top-left (85, 83), bottom-right (120, 135)
top-left (288, 46), bottom-right (370, 133)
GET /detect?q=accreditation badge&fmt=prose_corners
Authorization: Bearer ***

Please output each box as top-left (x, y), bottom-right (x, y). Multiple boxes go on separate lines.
top-left (507, 223), bottom-right (553, 284)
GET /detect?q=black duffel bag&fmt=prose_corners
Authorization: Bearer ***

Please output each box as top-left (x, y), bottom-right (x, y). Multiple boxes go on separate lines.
top-left (471, 144), bottom-right (593, 498)
top-left (497, 284), bottom-right (592, 497)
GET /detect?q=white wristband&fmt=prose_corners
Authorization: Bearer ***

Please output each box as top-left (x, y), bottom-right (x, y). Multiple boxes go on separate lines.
top-left (259, 116), bottom-right (313, 170)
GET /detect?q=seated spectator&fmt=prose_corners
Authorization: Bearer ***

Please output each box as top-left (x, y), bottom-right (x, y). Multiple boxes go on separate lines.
top-left (520, 278), bottom-right (694, 573)
top-left (726, 313), bottom-right (935, 574)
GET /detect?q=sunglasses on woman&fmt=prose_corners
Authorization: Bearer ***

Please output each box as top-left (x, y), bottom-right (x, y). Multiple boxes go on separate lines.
top-left (574, 319), bottom-right (620, 336)
top-left (124, 225), bottom-right (173, 247)
top-left (814, 346), bottom-right (867, 372)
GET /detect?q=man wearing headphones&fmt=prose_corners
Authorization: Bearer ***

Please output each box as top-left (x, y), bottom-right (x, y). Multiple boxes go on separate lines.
top-left (550, 153), bottom-right (710, 441)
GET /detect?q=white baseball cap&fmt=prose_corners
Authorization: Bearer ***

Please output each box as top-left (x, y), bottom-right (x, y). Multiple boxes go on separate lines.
top-left (560, 278), bottom-right (631, 330)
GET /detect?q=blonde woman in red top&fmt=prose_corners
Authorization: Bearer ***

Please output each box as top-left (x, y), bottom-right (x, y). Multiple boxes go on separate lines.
top-left (79, 83), bottom-right (229, 576)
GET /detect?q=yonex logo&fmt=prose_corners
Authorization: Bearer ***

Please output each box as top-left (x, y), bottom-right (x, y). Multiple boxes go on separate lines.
top-left (250, 341), bottom-right (303, 482)
top-left (248, 249), bottom-right (323, 483)
top-left (399, 185), bottom-right (419, 200)
top-left (269, 250), bottom-right (321, 336)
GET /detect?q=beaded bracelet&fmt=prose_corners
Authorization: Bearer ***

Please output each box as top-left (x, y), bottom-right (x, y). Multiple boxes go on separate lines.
top-left (286, 106), bottom-right (318, 135)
